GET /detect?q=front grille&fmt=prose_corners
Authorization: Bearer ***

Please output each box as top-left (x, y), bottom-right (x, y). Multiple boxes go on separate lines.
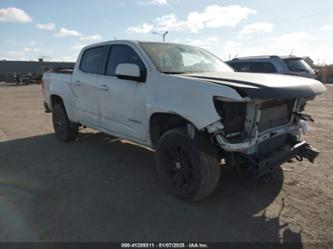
top-left (258, 100), bottom-right (294, 132)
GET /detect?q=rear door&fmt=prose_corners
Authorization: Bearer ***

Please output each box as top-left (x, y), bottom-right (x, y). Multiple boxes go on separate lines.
top-left (248, 62), bottom-right (277, 73)
top-left (98, 44), bottom-right (148, 141)
top-left (72, 45), bottom-right (107, 127)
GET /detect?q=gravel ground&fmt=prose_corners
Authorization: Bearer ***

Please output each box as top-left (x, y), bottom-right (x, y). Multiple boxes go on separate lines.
top-left (0, 83), bottom-right (332, 246)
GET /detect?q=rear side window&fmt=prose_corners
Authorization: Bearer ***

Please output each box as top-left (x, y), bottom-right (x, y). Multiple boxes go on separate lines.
top-left (249, 62), bottom-right (277, 73)
top-left (106, 45), bottom-right (146, 78)
top-left (80, 46), bottom-right (106, 74)
top-left (283, 59), bottom-right (314, 73)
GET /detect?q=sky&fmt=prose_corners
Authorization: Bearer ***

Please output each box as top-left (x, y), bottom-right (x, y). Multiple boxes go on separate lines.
top-left (0, 0), bottom-right (332, 64)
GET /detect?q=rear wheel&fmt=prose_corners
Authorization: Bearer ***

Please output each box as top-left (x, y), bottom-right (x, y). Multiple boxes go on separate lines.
top-left (156, 127), bottom-right (221, 201)
top-left (52, 104), bottom-right (79, 142)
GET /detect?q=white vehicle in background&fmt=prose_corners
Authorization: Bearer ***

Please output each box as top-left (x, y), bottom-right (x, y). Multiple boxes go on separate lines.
top-left (42, 40), bottom-right (326, 201)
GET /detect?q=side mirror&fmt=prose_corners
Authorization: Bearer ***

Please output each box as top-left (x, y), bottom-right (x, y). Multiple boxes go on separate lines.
top-left (115, 63), bottom-right (144, 82)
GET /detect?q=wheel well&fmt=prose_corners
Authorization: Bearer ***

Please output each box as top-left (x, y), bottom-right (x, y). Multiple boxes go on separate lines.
top-left (149, 113), bottom-right (193, 148)
top-left (50, 95), bottom-right (64, 108)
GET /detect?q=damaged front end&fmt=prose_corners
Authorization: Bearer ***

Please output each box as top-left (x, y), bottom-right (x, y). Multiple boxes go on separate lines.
top-left (206, 96), bottom-right (320, 178)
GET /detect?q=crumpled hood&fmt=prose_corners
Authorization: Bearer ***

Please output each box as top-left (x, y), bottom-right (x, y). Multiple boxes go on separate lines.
top-left (179, 72), bottom-right (326, 99)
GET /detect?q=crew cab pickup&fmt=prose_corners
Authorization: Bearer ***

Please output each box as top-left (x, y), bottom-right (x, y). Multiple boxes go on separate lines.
top-left (42, 40), bottom-right (326, 201)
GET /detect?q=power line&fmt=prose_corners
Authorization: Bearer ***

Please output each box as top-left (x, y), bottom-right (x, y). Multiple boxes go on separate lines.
top-left (275, 10), bottom-right (333, 25)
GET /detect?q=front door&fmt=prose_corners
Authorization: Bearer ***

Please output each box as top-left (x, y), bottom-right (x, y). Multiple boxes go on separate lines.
top-left (98, 44), bottom-right (147, 141)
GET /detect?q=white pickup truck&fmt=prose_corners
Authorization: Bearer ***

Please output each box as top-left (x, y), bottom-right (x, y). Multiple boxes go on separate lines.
top-left (42, 40), bottom-right (326, 201)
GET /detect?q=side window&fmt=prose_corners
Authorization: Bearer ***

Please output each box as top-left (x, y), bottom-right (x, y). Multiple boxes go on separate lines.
top-left (234, 62), bottom-right (250, 72)
top-left (249, 62), bottom-right (277, 73)
top-left (106, 45), bottom-right (146, 78)
top-left (80, 46), bottom-right (106, 74)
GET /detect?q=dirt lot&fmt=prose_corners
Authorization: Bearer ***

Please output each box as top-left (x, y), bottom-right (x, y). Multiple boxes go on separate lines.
top-left (0, 83), bottom-right (332, 246)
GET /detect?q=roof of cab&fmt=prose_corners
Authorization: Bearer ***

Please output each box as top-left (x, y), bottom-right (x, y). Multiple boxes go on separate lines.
top-left (80, 39), bottom-right (205, 51)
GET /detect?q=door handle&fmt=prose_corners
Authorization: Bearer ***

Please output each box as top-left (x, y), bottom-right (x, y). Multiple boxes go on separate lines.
top-left (73, 80), bottom-right (81, 86)
top-left (99, 84), bottom-right (109, 91)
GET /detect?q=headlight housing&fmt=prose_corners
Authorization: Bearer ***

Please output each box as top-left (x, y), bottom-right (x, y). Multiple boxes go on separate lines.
top-left (213, 97), bottom-right (247, 136)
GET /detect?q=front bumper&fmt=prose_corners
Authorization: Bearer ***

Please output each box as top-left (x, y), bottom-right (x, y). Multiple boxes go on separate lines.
top-left (213, 123), bottom-right (299, 154)
top-left (239, 139), bottom-right (319, 178)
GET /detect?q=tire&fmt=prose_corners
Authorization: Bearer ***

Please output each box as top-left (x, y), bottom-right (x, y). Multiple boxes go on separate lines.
top-left (52, 104), bottom-right (79, 142)
top-left (156, 127), bottom-right (221, 201)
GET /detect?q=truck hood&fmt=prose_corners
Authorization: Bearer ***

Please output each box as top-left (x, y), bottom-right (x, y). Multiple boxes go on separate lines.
top-left (179, 72), bottom-right (326, 99)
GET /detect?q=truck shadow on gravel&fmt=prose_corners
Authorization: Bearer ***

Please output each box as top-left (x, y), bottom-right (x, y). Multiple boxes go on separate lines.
top-left (0, 132), bottom-right (302, 246)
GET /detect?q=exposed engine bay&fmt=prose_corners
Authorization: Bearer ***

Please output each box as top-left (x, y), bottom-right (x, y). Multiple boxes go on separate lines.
top-left (206, 97), bottom-right (319, 178)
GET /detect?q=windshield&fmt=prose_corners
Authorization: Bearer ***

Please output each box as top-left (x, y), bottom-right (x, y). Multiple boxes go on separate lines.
top-left (283, 58), bottom-right (315, 74)
top-left (140, 42), bottom-right (233, 74)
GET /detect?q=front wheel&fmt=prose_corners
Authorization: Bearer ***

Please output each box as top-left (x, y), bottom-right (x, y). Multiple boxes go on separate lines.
top-left (156, 127), bottom-right (221, 201)
top-left (52, 104), bottom-right (79, 142)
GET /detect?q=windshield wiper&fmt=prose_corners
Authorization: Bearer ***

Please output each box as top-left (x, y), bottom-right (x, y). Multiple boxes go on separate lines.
top-left (162, 71), bottom-right (187, 74)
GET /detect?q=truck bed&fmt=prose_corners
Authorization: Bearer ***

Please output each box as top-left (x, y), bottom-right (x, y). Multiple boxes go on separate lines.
top-left (42, 72), bottom-right (73, 107)
top-left (53, 68), bottom-right (73, 74)
top-left (43, 72), bottom-right (72, 83)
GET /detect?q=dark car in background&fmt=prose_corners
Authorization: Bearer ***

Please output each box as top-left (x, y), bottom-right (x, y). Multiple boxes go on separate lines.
top-left (226, 55), bottom-right (317, 79)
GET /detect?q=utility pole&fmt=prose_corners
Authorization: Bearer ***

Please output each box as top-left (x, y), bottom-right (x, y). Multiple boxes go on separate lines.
top-left (152, 31), bottom-right (169, 42)
top-left (162, 31), bottom-right (168, 42)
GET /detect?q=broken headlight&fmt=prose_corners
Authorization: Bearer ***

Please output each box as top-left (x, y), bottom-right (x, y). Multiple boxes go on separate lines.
top-left (213, 97), bottom-right (247, 136)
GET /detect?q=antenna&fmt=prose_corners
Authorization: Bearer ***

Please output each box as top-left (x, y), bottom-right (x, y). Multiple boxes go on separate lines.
top-left (289, 49), bottom-right (295, 56)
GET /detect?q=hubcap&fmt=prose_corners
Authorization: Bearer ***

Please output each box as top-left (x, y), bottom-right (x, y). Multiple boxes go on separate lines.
top-left (54, 112), bottom-right (65, 134)
top-left (57, 120), bottom-right (62, 127)
top-left (175, 161), bottom-right (182, 170)
top-left (163, 146), bottom-right (194, 190)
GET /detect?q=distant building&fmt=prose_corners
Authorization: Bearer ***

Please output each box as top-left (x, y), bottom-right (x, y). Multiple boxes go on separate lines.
top-left (0, 59), bottom-right (74, 82)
